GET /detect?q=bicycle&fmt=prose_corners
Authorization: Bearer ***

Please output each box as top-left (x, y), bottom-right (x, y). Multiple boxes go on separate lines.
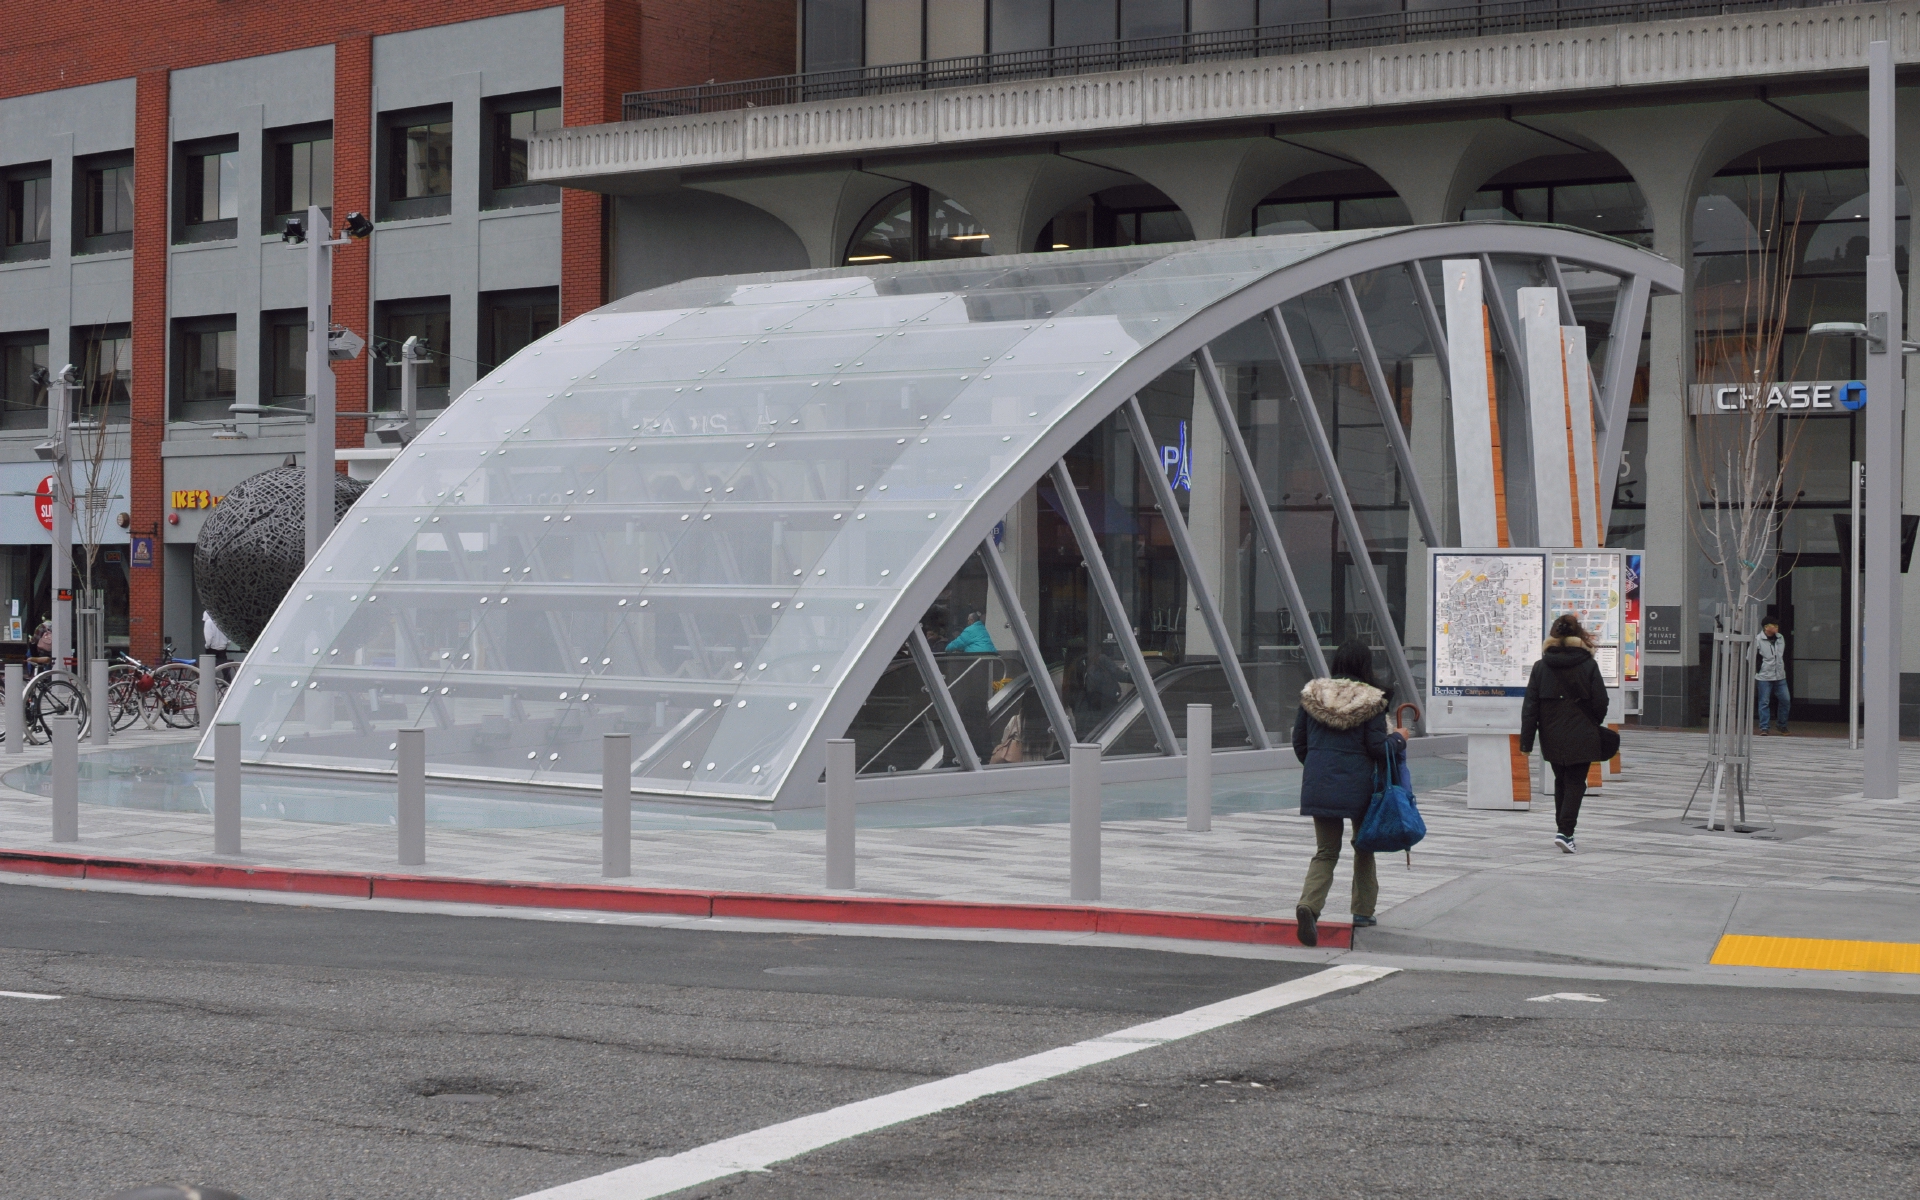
top-left (107, 650), bottom-right (203, 731)
top-left (0, 660), bottom-right (92, 745)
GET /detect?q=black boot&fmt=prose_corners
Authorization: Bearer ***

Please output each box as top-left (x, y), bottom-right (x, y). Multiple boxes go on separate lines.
top-left (1295, 905), bottom-right (1319, 947)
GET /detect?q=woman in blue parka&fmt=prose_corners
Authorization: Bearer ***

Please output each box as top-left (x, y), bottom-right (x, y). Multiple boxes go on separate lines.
top-left (1290, 640), bottom-right (1407, 947)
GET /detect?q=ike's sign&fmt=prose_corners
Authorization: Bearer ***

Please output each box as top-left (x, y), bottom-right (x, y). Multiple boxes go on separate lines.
top-left (1688, 380), bottom-right (1866, 416)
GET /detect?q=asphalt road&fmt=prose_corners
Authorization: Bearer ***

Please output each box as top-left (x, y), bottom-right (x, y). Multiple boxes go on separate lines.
top-left (3, 883), bottom-right (1918, 1200)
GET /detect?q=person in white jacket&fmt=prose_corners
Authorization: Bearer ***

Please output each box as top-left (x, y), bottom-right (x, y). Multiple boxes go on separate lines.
top-left (1754, 621), bottom-right (1789, 735)
top-left (203, 611), bottom-right (232, 665)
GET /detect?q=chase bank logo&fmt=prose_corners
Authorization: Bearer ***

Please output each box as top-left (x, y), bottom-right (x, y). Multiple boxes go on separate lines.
top-left (1841, 380), bottom-right (1868, 411)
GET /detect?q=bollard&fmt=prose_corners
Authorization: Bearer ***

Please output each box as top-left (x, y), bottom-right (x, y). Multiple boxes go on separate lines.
top-left (5, 662), bottom-right (22, 754)
top-left (51, 715), bottom-right (78, 842)
top-left (90, 659), bottom-right (109, 746)
top-left (1069, 741), bottom-right (1101, 901)
top-left (214, 721), bottom-right (241, 855)
top-left (1186, 704), bottom-right (1212, 832)
top-left (824, 737), bottom-right (856, 889)
top-left (602, 733), bottom-right (631, 878)
top-left (198, 655), bottom-right (218, 727)
top-left (396, 727), bottom-right (425, 865)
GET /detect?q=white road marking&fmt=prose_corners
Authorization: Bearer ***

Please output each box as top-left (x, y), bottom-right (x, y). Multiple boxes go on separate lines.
top-left (1527, 992), bottom-right (1607, 1003)
top-left (0, 989), bottom-right (62, 1000)
top-left (514, 963), bottom-right (1397, 1200)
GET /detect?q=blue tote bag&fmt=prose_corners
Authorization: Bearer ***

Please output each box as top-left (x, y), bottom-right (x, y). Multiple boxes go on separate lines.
top-left (1355, 738), bottom-right (1426, 859)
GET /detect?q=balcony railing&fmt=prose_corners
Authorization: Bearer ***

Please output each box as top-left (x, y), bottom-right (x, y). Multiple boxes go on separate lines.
top-left (622, 0), bottom-right (1827, 120)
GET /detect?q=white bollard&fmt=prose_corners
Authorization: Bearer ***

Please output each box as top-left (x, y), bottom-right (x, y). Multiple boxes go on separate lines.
top-left (5, 662), bottom-right (22, 754)
top-left (825, 737), bottom-right (855, 889)
top-left (1186, 704), bottom-right (1212, 832)
top-left (198, 655), bottom-right (218, 727)
top-left (602, 733), bottom-right (631, 878)
top-left (214, 721), bottom-right (241, 855)
top-left (90, 659), bottom-right (109, 746)
top-left (396, 727), bottom-right (425, 865)
top-left (51, 715), bottom-right (78, 842)
top-left (1070, 742), bottom-right (1101, 902)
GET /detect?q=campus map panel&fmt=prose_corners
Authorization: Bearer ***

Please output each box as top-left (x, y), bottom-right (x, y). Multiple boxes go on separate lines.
top-left (1549, 552), bottom-right (1624, 685)
top-left (1430, 552), bottom-right (1545, 697)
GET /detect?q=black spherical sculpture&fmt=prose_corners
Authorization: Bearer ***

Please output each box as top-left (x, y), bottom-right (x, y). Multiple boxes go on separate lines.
top-left (194, 466), bottom-right (368, 646)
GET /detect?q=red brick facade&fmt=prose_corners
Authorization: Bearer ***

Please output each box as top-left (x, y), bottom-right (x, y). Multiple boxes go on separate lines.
top-left (1, 2), bottom-right (794, 660)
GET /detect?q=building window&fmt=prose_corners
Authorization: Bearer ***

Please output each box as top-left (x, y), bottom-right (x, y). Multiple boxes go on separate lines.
top-left (171, 317), bottom-right (235, 422)
top-left (1464, 177), bottom-right (1652, 247)
top-left (378, 298), bottom-right (451, 410)
top-left (176, 137), bottom-right (239, 244)
top-left (262, 310), bottom-right (308, 407)
top-left (488, 91), bottom-right (562, 209)
top-left (845, 186), bottom-right (992, 263)
top-left (72, 324), bottom-right (132, 421)
top-left (382, 108), bottom-right (453, 220)
top-left (804, 0), bottom-right (865, 71)
top-left (267, 124), bottom-right (333, 231)
top-left (1038, 185), bottom-right (1193, 251)
top-left (77, 154), bottom-right (134, 253)
top-left (4, 165), bottom-right (52, 262)
top-left (483, 289), bottom-right (559, 372)
top-left (0, 332), bottom-right (50, 431)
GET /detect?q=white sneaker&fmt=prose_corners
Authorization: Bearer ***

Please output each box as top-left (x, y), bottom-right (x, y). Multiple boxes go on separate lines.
top-left (1554, 833), bottom-right (1577, 854)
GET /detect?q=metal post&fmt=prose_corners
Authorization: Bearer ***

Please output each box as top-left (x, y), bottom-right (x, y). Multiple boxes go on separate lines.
top-left (980, 537), bottom-right (1076, 752)
top-left (825, 737), bottom-right (855, 889)
top-left (1338, 279), bottom-right (1439, 548)
top-left (4, 663), bottom-right (22, 753)
top-left (214, 721), bottom-right (241, 855)
top-left (50, 367), bottom-right (75, 677)
top-left (1186, 704), bottom-right (1212, 832)
top-left (1852, 460), bottom-right (1863, 750)
top-left (1264, 308), bottom-right (1425, 732)
top-left (907, 627), bottom-right (982, 770)
top-left (1069, 742), bottom-right (1100, 901)
top-left (198, 654), bottom-right (218, 727)
top-left (1595, 274), bottom-right (1652, 530)
top-left (1194, 347), bottom-right (1329, 678)
top-left (1121, 396), bottom-right (1269, 749)
top-left (601, 733), bottom-right (631, 878)
top-left (89, 659), bottom-right (108, 746)
top-left (1050, 459), bottom-right (1180, 756)
top-left (303, 204), bottom-right (337, 563)
top-left (396, 726), bottom-right (425, 865)
top-left (1865, 39), bottom-right (1903, 799)
top-left (50, 715), bottom-right (77, 842)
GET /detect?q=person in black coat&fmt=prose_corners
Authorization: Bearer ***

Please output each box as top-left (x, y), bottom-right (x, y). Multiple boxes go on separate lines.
top-left (1520, 613), bottom-right (1611, 855)
top-left (1291, 640), bottom-right (1408, 947)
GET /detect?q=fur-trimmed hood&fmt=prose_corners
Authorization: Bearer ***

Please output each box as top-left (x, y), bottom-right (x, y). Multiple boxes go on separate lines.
top-left (1540, 636), bottom-right (1593, 667)
top-left (1541, 636), bottom-right (1592, 653)
top-left (1299, 677), bottom-right (1389, 730)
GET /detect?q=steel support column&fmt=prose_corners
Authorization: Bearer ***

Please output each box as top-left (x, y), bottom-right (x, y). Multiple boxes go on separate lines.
top-left (1338, 278), bottom-right (1439, 549)
top-left (980, 536), bottom-right (1077, 756)
top-left (1264, 307), bottom-right (1424, 731)
top-left (1596, 273), bottom-right (1652, 531)
top-left (1050, 459), bottom-right (1180, 756)
top-left (908, 626), bottom-right (982, 771)
top-left (1864, 38), bottom-right (1904, 798)
top-left (1194, 346), bottom-right (1329, 679)
top-left (1122, 395), bottom-right (1270, 750)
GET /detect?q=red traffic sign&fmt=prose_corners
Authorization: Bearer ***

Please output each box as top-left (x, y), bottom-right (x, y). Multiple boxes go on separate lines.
top-left (34, 476), bottom-right (53, 532)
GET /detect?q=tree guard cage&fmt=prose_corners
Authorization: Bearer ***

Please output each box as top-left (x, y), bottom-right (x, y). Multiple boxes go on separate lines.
top-left (202, 225), bottom-right (1680, 807)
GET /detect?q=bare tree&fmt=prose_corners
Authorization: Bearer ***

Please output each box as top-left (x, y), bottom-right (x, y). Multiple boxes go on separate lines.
top-left (68, 331), bottom-right (126, 666)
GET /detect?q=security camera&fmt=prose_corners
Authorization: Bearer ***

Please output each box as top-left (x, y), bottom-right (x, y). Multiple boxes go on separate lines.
top-left (344, 211), bottom-right (374, 239)
top-left (283, 217), bottom-right (306, 243)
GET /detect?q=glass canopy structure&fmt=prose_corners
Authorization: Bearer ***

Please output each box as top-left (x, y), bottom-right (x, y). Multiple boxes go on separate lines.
top-left (205, 224), bottom-right (1680, 807)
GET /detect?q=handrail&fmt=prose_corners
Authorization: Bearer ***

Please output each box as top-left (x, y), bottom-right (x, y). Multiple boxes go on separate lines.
top-left (624, 0), bottom-right (1821, 119)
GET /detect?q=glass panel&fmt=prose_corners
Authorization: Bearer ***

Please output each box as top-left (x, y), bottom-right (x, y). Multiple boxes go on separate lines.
top-left (804, 0), bottom-right (865, 70)
top-left (271, 322), bottom-right (307, 400)
top-left (396, 122), bottom-right (453, 199)
top-left (182, 329), bottom-right (237, 402)
top-left (990, 0), bottom-right (1050, 51)
top-left (1121, 0), bottom-right (1185, 38)
top-left (1, 339), bottom-right (49, 430)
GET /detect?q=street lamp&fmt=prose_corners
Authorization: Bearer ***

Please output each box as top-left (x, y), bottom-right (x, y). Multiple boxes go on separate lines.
top-left (290, 205), bottom-right (371, 563)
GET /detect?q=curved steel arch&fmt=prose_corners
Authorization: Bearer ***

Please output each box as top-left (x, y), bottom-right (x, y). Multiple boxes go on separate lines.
top-left (207, 223), bottom-right (1680, 809)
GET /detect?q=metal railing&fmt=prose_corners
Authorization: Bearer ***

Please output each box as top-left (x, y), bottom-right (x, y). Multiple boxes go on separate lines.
top-left (623, 0), bottom-right (1826, 119)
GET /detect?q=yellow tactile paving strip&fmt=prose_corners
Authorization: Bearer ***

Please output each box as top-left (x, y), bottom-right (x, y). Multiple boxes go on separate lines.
top-left (1712, 934), bottom-right (1920, 974)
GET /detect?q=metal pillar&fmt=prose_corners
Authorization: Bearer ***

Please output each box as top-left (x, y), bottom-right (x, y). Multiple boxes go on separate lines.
top-left (1186, 703), bottom-right (1212, 832)
top-left (1865, 39), bottom-right (1904, 799)
top-left (1121, 396), bottom-right (1269, 749)
top-left (51, 715), bottom-right (77, 842)
top-left (1194, 347), bottom-right (1330, 678)
top-left (303, 205), bottom-right (337, 563)
top-left (198, 654), bottom-right (218, 727)
top-left (1264, 308), bottom-right (1424, 731)
top-left (396, 727), bottom-right (425, 865)
top-left (1595, 274), bottom-right (1652, 530)
top-left (1049, 459), bottom-right (1179, 756)
top-left (1069, 742), bottom-right (1100, 901)
top-left (980, 536), bottom-right (1076, 753)
top-left (4, 663), bottom-right (21, 753)
top-left (1338, 279), bottom-right (1439, 549)
top-left (49, 367), bottom-right (75, 677)
top-left (602, 733), bottom-right (631, 878)
top-left (214, 721), bottom-right (241, 855)
top-left (88, 659), bottom-right (108, 746)
top-left (825, 737), bottom-right (855, 889)
top-left (907, 627), bottom-right (982, 770)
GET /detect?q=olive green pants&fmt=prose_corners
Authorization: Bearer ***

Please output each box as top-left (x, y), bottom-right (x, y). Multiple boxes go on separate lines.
top-left (1297, 816), bottom-right (1378, 918)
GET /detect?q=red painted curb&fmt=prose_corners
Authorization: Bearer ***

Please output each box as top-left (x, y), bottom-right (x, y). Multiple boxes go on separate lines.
top-left (0, 849), bottom-right (1340, 949)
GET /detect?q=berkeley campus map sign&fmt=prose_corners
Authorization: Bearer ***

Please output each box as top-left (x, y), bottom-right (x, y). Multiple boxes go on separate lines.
top-left (1427, 548), bottom-right (1637, 734)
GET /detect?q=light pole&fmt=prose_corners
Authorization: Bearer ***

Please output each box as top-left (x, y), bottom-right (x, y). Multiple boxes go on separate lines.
top-left (280, 205), bottom-right (371, 563)
top-left (31, 364), bottom-right (80, 676)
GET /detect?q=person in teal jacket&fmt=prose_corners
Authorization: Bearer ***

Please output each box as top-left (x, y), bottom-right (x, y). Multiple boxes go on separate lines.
top-left (946, 612), bottom-right (996, 653)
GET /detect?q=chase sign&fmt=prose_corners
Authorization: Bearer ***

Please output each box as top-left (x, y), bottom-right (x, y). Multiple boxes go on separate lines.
top-left (1688, 380), bottom-right (1864, 416)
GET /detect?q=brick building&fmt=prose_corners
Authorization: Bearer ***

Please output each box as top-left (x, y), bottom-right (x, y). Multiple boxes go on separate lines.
top-left (0, 1), bottom-right (792, 662)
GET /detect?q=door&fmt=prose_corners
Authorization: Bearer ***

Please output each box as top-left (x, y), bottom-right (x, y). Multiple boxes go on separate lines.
top-left (1779, 556), bottom-right (1846, 724)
